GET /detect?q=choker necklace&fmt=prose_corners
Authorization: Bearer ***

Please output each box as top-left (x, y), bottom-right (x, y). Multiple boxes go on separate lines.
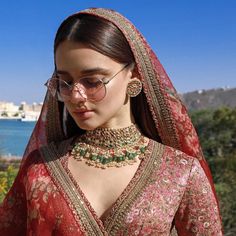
top-left (71, 124), bottom-right (150, 169)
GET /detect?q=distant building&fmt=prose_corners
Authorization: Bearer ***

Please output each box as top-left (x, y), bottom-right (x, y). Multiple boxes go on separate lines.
top-left (19, 102), bottom-right (43, 113)
top-left (0, 101), bottom-right (43, 120)
top-left (0, 102), bottom-right (19, 117)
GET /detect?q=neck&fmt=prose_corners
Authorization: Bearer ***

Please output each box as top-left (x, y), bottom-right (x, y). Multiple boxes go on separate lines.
top-left (97, 102), bottom-right (135, 129)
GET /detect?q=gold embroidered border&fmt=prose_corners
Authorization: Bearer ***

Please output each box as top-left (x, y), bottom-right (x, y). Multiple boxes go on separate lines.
top-left (104, 141), bottom-right (164, 235)
top-left (40, 142), bottom-right (105, 236)
top-left (80, 8), bottom-right (180, 150)
top-left (46, 94), bottom-right (64, 144)
top-left (170, 226), bottom-right (179, 236)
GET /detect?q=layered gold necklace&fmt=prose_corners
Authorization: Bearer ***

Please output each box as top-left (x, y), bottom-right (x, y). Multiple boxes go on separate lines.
top-left (71, 124), bottom-right (149, 169)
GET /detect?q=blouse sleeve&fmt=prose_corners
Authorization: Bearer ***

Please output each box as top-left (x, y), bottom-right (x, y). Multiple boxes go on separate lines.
top-left (174, 158), bottom-right (223, 235)
top-left (0, 150), bottom-right (39, 235)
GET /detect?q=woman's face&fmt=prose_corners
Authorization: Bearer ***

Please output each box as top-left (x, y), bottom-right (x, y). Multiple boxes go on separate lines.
top-left (55, 41), bottom-right (136, 130)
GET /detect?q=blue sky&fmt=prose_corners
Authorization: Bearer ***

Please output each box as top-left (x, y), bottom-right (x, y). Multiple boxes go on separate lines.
top-left (0, 0), bottom-right (235, 104)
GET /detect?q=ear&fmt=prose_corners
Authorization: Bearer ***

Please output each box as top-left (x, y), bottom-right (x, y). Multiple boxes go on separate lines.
top-left (129, 64), bottom-right (140, 81)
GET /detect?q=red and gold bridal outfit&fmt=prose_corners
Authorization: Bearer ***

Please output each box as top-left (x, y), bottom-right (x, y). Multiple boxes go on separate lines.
top-left (0, 139), bottom-right (221, 235)
top-left (0, 8), bottom-right (222, 236)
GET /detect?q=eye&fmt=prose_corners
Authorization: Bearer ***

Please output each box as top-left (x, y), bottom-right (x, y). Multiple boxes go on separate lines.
top-left (56, 74), bottom-right (73, 84)
top-left (80, 77), bottom-right (103, 88)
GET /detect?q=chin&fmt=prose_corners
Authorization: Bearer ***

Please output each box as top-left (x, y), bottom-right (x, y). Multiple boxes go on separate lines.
top-left (73, 119), bottom-right (100, 131)
top-left (69, 111), bottom-right (98, 131)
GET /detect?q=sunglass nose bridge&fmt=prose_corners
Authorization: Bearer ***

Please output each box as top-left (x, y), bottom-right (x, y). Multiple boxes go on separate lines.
top-left (69, 87), bottom-right (88, 102)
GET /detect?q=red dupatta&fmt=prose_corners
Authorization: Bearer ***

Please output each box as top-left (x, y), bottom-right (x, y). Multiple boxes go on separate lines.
top-left (20, 7), bottom-right (218, 207)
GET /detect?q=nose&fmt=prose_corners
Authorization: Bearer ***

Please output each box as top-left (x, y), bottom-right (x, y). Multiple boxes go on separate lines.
top-left (69, 85), bottom-right (87, 103)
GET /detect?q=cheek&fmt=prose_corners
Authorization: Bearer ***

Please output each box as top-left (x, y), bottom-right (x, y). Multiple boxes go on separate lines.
top-left (102, 82), bottom-right (128, 107)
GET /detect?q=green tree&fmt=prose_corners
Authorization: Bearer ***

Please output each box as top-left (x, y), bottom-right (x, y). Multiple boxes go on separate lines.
top-left (191, 107), bottom-right (236, 234)
top-left (0, 165), bottom-right (18, 202)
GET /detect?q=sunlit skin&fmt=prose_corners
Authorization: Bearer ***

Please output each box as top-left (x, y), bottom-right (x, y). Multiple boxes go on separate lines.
top-left (55, 41), bottom-right (138, 130)
top-left (55, 41), bottom-right (142, 218)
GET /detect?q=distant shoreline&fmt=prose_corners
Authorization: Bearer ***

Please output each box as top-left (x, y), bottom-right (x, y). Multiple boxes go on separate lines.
top-left (0, 156), bottom-right (22, 171)
top-left (0, 155), bottom-right (22, 159)
top-left (0, 117), bottom-right (37, 122)
top-left (0, 117), bottom-right (20, 120)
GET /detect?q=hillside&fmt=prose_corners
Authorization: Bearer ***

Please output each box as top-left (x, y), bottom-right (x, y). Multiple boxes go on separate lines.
top-left (181, 87), bottom-right (236, 111)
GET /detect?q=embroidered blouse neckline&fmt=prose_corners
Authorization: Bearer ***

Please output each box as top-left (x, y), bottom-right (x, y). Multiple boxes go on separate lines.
top-left (60, 138), bottom-right (154, 228)
top-left (41, 137), bottom-right (164, 235)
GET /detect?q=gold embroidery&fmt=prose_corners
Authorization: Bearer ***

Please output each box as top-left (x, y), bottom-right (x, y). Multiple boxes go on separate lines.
top-left (40, 140), bottom-right (105, 236)
top-left (170, 226), bottom-right (178, 236)
top-left (104, 141), bottom-right (164, 235)
top-left (40, 137), bottom-right (163, 235)
top-left (46, 94), bottom-right (64, 144)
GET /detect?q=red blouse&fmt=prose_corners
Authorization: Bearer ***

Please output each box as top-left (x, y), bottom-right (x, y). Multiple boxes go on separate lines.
top-left (0, 140), bottom-right (222, 235)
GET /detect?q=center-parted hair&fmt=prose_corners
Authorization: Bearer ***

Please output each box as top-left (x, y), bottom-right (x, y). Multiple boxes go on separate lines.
top-left (54, 13), bottom-right (160, 141)
top-left (54, 14), bottom-right (135, 65)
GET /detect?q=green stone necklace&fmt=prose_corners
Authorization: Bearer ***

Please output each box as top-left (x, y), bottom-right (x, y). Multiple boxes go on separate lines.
top-left (71, 124), bottom-right (150, 169)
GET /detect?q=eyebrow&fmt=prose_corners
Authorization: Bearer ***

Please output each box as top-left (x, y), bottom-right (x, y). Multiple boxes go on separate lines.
top-left (56, 67), bottom-right (111, 77)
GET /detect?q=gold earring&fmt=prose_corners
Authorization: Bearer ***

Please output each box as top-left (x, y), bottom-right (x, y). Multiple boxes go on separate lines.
top-left (126, 79), bottom-right (142, 97)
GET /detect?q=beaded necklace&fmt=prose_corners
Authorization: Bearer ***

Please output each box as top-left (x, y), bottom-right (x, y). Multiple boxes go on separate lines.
top-left (71, 124), bottom-right (149, 169)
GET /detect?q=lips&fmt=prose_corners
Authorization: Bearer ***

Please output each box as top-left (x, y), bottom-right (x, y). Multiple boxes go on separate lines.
top-left (72, 109), bottom-right (94, 119)
top-left (75, 109), bottom-right (92, 113)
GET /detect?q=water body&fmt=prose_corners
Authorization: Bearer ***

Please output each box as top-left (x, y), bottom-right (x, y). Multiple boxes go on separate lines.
top-left (0, 119), bottom-right (36, 157)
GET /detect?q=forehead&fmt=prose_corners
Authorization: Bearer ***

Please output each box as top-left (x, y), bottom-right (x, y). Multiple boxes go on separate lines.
top-left (55, 41), bottom-right (119, 72)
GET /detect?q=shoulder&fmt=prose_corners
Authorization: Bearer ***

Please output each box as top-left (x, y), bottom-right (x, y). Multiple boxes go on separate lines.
top-left (20, 149), bottom-right (44, 170)
top-left (150, 139), bottom-right (202, 187)
top-left (23, 137), bottom-right (73, 174)
top-left (151, 139), bottom-right (196, 171)
top-left (38, 137), bottom-right (74, 160)
top-left (151, 139), bottom-right (215, 192)
top-left (20, 149), bottom-right (48, 179)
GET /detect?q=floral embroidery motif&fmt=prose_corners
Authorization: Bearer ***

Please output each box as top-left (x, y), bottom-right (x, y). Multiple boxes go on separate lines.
top-left (175, 158), bottom-right (222, 235)
top-left (0, 143), bottom-right (222, 235)
top-left (115, 146), bottom-right (222, 235)
top-left (23, 162), bottom-right (60, 233)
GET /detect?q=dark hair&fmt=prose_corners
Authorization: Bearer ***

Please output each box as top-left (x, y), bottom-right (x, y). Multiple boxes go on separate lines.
top-left (54, 14), bottom-right (161, 142)
top-left (54, 14), bottom-right (134, 64)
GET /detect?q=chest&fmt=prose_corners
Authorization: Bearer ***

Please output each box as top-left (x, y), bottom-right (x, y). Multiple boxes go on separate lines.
top-left (67, 157), bottom-right (141, 218)
top-left (31, 141), bottom-right (191, 235)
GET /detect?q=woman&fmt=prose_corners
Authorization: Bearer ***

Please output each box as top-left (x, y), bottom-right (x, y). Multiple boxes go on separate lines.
top-left (0, 8), bottom-right (222, 235)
